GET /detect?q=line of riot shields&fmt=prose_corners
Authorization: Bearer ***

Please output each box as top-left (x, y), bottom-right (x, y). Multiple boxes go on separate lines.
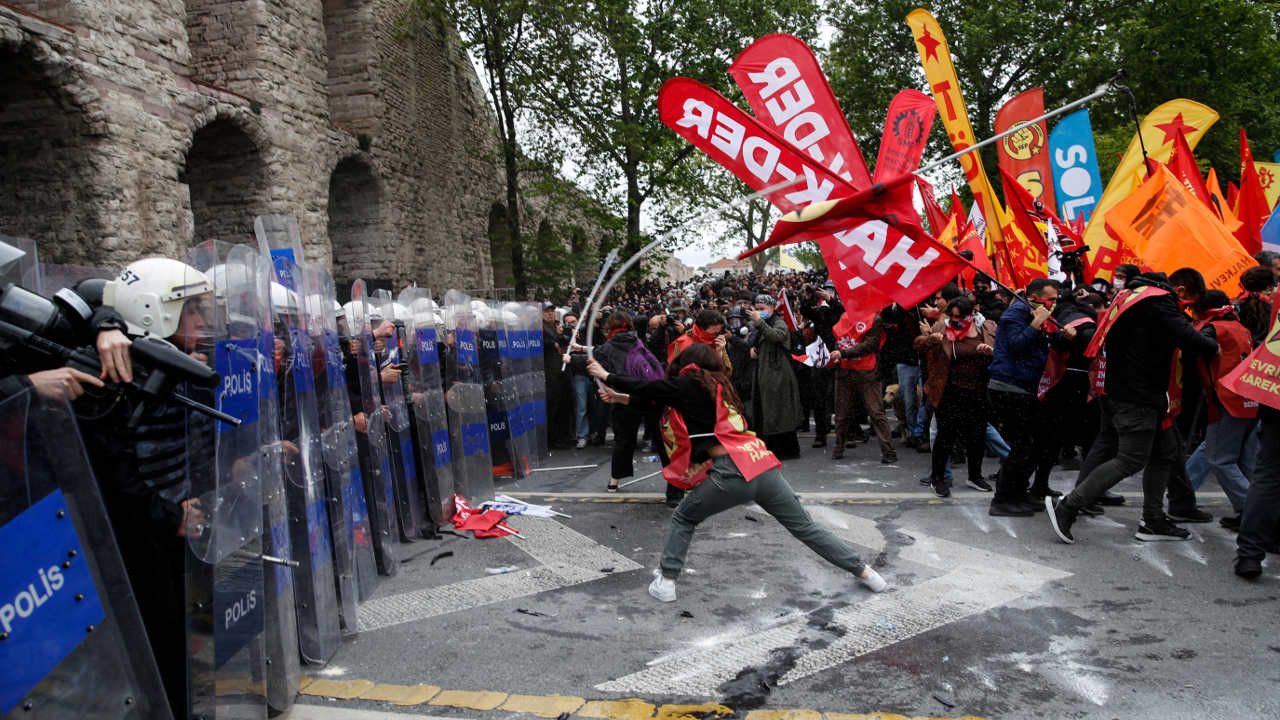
top-left (0, 217), bottom-right (549, 719)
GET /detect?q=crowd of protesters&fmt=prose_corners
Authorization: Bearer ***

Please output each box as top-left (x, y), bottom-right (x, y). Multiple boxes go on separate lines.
top-left (540, 250), bottom-right (1280, 579)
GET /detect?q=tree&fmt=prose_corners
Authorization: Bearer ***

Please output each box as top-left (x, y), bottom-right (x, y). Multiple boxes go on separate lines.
top-left (417, 0), bottom-right (534, 295)
top-left (518, 0), bottom-right (820, 271)
top-left (825, 0), bottom-right (1280, 206)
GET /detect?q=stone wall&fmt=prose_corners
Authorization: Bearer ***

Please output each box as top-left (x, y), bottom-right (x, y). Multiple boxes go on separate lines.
top-left (0, 0), bottom-right (524, 294)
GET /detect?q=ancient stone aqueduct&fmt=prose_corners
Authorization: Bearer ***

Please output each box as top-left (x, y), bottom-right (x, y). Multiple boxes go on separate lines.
top-left (0, 0), bottom-right (603, 296)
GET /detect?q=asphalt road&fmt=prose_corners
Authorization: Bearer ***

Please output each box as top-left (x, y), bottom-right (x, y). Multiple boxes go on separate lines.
top-left (284, 434), bottom-right (1279, 720)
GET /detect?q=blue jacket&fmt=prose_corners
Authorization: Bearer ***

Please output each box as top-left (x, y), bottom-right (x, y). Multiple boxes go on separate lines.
top-left (989, 298), bottom-right (1050, 392)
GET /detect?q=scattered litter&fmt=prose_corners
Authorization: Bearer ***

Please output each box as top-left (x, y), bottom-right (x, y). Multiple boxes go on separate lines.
top-left (516, 608), bottom-right (551, 618)
top-left (481, 494), bottom-right (571, 518)
top-left (932, 695), bottom-right (955, 709)
top-left (485, 566), bottom-right (521, 575)
top-left (679, 610), bottom-right (694, 618)
top-left (744, 515), bottom-right (759, 522)
top-left (599, 567), bottom-right (615, 573)
top-left (429, 551), bottom-right (454, 566)
top-left (316, 665), bottom-right (347, 677)
top-left (875, 622), bottom-right (898, 631)
top-left (727, 532), bottom-right (750, 538)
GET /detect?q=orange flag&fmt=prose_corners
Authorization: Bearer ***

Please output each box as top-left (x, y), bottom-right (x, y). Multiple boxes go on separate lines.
top-left (1206, 168), bottom-right (1242, 233)
top-left (1105, 165), bottom-right (1254, 293)
top-left (1235, 129), bottom-right (1270, 255)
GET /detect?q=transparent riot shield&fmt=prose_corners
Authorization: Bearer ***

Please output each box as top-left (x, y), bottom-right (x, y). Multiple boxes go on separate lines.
top-left (497, 301), bottom-right (533, 477)
top-left (265, 254), bottom-right (340, 665)
top-left (0, 233), bottom-right (39, 289)
top-left (443, 290), bottom-right (494, 504)
top-left (525, 303), bottom-right (550, 461)
top-left (200, 247), bottom-right (302, 714)
top-left (400, 287), bottom-right (456, 524)
top-left (478, 297), bottom-right (518, 480)
top-left (349, 280), bottom-right (400, 575)
top-left (309, 267), bottom-right (374, 622)
top-left (371, 290), bottom-right (424, 540)
top-left (183, 242), bottom-right (267, 719)
top-left (0, 390), bottom-right (174, 719)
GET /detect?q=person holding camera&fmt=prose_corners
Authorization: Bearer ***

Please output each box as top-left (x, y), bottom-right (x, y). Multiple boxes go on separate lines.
top-left (748, 294), bottom-right (803, 459)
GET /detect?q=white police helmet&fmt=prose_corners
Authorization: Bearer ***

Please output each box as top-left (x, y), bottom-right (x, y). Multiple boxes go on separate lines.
top-left (102, 257), bottom-right (212, 338)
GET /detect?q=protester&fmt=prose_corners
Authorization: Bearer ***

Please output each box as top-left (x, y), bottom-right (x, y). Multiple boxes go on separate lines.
top-left (592, 309), bottom-right (671, 497)
top-left (586, 344), bottom-right (887, 602)
top-left (915, 296), bottom-right (996, 497)
top-left (830, 312), bottom-right (897, 464)
top-left (747, 293), bottom-right (804, 459)
top-left (1048, 272), bottom-right (1220, 544)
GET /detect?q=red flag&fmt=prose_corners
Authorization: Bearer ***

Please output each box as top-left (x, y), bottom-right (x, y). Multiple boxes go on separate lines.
top-left (874, 89), bottom-right (937, 182)
top-left (949, 189), bottom-right (966, 223)
top-left (776, 289), bottom-right (799, 331)
top-left (1228, 181), bottom-right (1240, 208)
top-left (994, 87), bottom-right (1057, 213)
top-left (729, 35), bottom-right (872, 189)
top-left (1235, 128), bottom-right (1270, 255)
top-left (999, 166), bottom-right (1049, 254)
top-left (959, 221), bottom-right (997, 280)
top-left (916, 177), bottom-right (951, 236)
top-left (1167, 128), bottom-right (1211, 207)
top-left (659, 78), bottom-right (847, 215)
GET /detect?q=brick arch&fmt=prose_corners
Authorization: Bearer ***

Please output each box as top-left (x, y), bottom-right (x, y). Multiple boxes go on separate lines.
top-left (0, 30), bottom-right (109, 265)
top-left (326, 153), bottom-right (384, 293)
top-left (179, 108), bottom-right (271, 248)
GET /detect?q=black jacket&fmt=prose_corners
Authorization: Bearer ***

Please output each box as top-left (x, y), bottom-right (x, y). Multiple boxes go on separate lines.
top-left (596, 330), bottom-right (642, 376)
top-left (1103, 278), bottom-right (1218, 410)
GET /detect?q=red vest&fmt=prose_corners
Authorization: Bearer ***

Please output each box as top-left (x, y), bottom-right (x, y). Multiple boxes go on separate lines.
top-left (660, 384), bottom-right (780, 489)
top-left (834, 330), bottom-right (883, 371)
top-left (1085, 286), bottom-right (1175, 416)
top-left (1195, 316), bottom-right (1258, 420)
top-left (1037, 316), bottom-right (1095, 400)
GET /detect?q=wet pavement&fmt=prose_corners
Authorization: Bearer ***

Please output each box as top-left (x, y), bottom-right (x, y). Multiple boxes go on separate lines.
top-left (286, 436), bottom-right (1280, 720)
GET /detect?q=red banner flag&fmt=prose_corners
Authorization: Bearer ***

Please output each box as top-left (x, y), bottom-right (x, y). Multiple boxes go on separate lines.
top-left (874, 89), bottom-right (937, 182)
top-left (776, 289), bottom-right (799, 332)
top-left (949, 188), bottom-right (966, 223)
top-left (994, 87), bottom-right (1057, 213)
top-left (916, 177), bottom-right (951, 236)
top-left (959, 220), bottom-right (997, 280)
top-left (1236, 129), bottom-right (1270, 255)
top-left (1167, 128), bottom-right (1211, 207)
top-left (1221, 292), bottom-right (1280, 411)
top-left (659, 77), bottom-right (846, 215)
top-left (729, 34), bottom-right (872, 189)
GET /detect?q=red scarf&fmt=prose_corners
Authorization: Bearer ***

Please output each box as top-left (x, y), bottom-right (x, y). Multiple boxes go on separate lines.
top-left (944, 316), bottom-right (974, 341)
top-left (691, 324), bottom-right (718, 345)
top-left (608, 327), bottom-right (628, 339)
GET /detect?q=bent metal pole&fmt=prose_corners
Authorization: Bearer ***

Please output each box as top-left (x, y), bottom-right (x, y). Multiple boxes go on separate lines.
top-left (562, 247), bottom-right (620, 371)
top-left (582, 174), bottom-right (805, 384)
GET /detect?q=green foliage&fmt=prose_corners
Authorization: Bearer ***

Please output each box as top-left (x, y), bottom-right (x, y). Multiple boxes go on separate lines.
top-left (826, 0), bottom-right (1280, 204)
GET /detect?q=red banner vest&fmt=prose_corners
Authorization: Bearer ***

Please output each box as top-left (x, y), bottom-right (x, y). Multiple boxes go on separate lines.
top-left (1037, 316), bottom-right (1095, 400)
top-left (660, 384), bottom-right (781, 489)
top-left (1196, 316), bottom-right (1259, 420)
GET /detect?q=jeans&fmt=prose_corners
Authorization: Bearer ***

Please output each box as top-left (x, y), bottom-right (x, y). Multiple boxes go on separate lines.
top-left (1238, 411), bottom-right (1280, 561)
top-left (1200, 406), bottom-right (1258, 514)
top-left (572, 374), bottom-right (592, 439)
top-left (896, 363), bottom-right (925, 437)
top-left (660, 456), bottom-right (868, 579)
top-left (986, 424), bottom-right (1010, 460)
top-left (1066, 398), bottom-right (1177, 523)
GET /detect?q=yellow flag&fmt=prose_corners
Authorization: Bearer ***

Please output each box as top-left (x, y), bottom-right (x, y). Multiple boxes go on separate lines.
top-left (905, 9), bottom-right (1005, 255)
top-left (1256, 162), bottom-right (1280, 211)
top-left (1082, 99), bottom-right (1218, 280)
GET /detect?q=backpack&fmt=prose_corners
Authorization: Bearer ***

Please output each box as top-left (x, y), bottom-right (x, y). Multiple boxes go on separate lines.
top-left (624, 341), bottom-right (665, 380)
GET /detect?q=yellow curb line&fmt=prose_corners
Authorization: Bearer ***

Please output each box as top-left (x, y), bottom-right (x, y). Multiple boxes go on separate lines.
top-left (297, 679), bottom-right (989, 720)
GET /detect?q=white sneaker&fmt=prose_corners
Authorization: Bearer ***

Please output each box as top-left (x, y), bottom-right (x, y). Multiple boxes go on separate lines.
top-left (575, 437), bottom-right (587, 449)
top-left (648, 569), bottom-right (676, 602)
top-left (859, 567), bottom-right (888, 593)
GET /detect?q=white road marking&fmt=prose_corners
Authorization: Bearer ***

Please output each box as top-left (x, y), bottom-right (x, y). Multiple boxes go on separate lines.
top-left (596, 504), bottom-right (1070, 695)
top-left (356, 516), bottom-right (641, 632)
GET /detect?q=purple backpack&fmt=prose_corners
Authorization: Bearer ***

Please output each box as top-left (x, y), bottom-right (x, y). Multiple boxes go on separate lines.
top-left (624, 342), bottom-right (665, 380)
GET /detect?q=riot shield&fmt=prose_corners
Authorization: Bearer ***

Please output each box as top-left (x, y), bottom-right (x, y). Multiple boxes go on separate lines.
top-left (478, 297), bottom-right (518, 480)
top-left (0, 389), bottom-right (174, 719)
top-left (399, 287), bottom-right (456, 524)
top-left (309, 267), bottom-right (374, 621)
top-left (371, 291), bottom-right (424, 540)
top-left (443, 290), bottom-right (494, 504)
top-left (0, 233), bottom-right (39, 289)
top-left (183, 242), bottom-right (267, 719)
top-left (265, 253), bottom-right (340, 665)
top-left (496, 300), bottom-right (532, 477)
top-left (525, 302), bottom-right (550, 461)
top-left (348, 280), bottom-right (400, 576)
